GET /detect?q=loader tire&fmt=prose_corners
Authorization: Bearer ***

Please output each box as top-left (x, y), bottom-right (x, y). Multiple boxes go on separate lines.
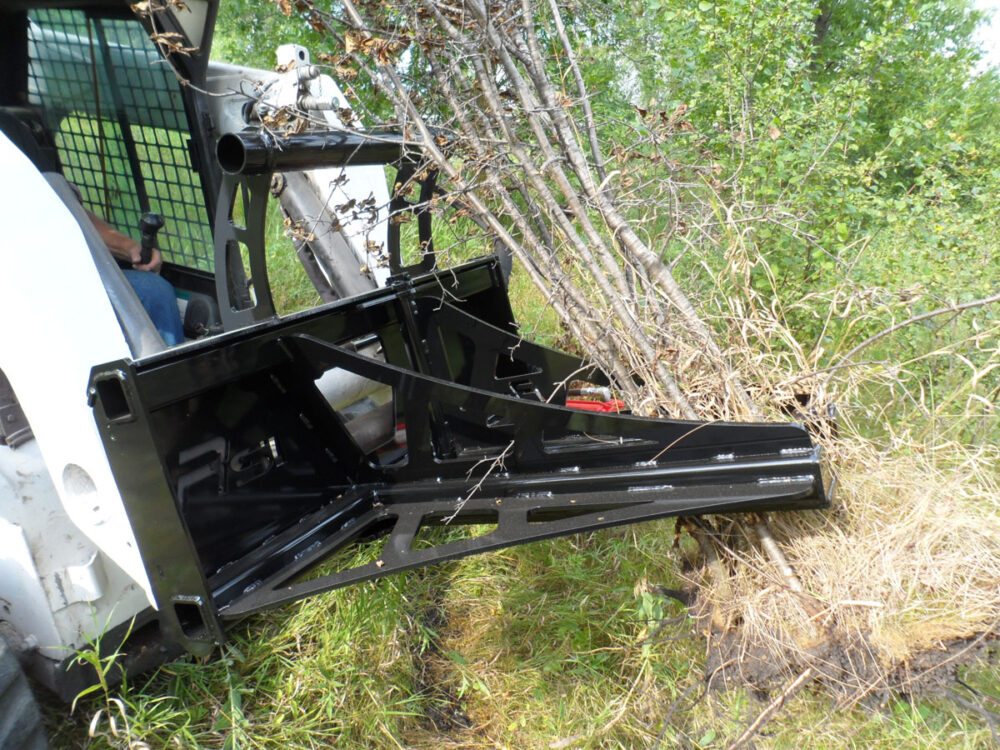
top-left (0, 637), bottom-right (49, 750)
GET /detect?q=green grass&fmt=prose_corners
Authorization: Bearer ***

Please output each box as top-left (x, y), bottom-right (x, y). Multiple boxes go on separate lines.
top-left (505, 264), bottom-right (565, 349)
top-left (262, 199), bottom-right (323, 315)
top-left (48, 521), bottom-right (1000, 748)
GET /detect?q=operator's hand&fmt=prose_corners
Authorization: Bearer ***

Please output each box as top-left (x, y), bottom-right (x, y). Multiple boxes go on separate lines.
top-left (127, 240), bottom-right (163, 274)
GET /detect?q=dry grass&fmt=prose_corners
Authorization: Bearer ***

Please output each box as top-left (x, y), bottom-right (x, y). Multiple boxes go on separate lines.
top-left (413, 166), bottom-right (1000, 735)
top-left (642, 221), bottom-right (1000, 703)
top-left (690, 438), bottom-right (1000, 701)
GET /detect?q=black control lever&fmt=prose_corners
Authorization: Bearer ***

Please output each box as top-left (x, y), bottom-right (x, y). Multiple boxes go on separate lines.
top-left (138, 212), bottom-right (164, 266)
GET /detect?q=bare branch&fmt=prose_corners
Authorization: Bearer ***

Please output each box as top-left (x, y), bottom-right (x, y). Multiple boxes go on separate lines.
top-left (834, 291), bottom-right (1000, 367)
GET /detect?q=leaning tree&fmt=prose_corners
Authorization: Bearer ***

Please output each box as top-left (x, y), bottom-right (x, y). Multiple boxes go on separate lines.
top-left (270, 0), bottom-right (780, 421)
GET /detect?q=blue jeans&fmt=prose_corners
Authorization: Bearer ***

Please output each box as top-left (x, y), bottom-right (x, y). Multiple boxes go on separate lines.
top-left (123, 270), bottom-right (185, 346)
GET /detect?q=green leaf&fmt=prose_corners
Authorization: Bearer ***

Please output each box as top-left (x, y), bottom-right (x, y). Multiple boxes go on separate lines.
top-left (446, 650), bottom-right (469, 665)
top-left (70, 683), bottom-right (103, 713)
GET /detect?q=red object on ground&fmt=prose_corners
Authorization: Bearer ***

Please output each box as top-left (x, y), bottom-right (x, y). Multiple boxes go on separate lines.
top-left (565, 398), bottom-right (626, 413)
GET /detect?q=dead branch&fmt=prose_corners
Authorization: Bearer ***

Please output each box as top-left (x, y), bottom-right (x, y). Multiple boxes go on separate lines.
top-left (726, 667), bottom-right (814, 750)
top-left (307, 0), bottom-right (767, 419)
top-left (835, 291), bottom-right (1000, 367)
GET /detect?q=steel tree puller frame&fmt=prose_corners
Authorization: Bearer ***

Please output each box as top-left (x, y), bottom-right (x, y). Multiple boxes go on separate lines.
top-left (89, 129), bottom-right (831, 657)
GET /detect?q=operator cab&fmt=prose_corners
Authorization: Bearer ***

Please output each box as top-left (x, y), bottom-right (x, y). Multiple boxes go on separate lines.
top-left (0, 3), bottom-right (224, 355)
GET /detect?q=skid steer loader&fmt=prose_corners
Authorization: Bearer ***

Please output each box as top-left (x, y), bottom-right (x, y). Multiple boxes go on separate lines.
top-left (0, 0), bottom-right (830, 740)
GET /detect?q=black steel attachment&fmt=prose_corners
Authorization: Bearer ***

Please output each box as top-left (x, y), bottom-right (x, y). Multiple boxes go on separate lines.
top-left (213, 128), bottom-right (442, 327)
top-left (87, 123), bottom-right (830, 656)
top-left (216, 129), bottom-right (418, 176)
top-left (387, 163), bottom-right (438, 277)
top-left (90, 257), bottom-right (830, 655)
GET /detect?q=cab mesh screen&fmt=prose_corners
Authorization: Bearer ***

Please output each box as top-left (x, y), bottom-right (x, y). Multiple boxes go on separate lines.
top-left (27, 8), bottom-right (213, 269)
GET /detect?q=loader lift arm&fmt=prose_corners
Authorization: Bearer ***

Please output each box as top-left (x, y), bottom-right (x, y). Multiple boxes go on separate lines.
top-left (88, 130), bottom-right (831, 657)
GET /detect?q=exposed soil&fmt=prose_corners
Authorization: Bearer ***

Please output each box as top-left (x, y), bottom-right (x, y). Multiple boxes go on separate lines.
top-left (402, 573), bottom-right (478, 743)
top-left (691, 590), bottom-right (1000, 706)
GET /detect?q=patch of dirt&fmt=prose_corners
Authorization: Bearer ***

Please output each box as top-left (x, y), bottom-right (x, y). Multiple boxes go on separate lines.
top-left (403, 583), bottom-right (479, 743)
top-left (413, 603), bottom-right (474, 734)
top-left (691, 590), bottom-right (1000, 705)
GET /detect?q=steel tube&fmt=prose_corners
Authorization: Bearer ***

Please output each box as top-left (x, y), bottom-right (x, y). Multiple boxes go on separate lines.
top-left (216, 129), bottom-right (417, 175)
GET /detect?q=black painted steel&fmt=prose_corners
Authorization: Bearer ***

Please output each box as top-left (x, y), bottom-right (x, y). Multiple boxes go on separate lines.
top-left (213, 173), bottom-right (274, 330)
top-left (216, 129), bottom-right (421, 175)
top-left (387, 163), bottom-right (439, 276)
top-left (215, 126), bottom-right (444, 317)
top-left (91, 258), bottom-right (830, 652)
top-left (77, 94), bottom-right (832, 655)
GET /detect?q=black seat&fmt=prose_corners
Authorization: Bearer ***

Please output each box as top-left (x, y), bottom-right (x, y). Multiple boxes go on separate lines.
top-left (0, 108), bottom-right (60, 172)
